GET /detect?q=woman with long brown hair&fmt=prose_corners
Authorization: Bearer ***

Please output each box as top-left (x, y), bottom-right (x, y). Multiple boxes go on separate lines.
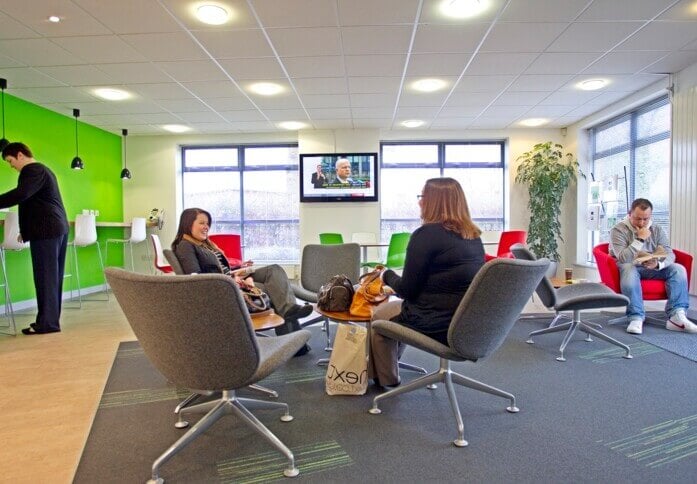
top-left (369, 177), bottom-right (485, 387)
top-left (172, 208), bottom-right (312, 352)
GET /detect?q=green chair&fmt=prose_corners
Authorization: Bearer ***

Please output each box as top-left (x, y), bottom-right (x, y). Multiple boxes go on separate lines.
top-left (319, 233), bottom-right (344, 245)
top-left (363, 232), bottom-right (411, 270)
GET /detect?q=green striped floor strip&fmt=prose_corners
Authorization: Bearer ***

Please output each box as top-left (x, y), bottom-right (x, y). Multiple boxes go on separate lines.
top-left (115, 347), bottom-right (144, 359)
top-left (260, 367), bottom-right (327, 385)
top-left (217, 440), bottom-right (352, 483)
top-left (579, 342), bottom-right (662, 363)
top-left (601, 414), bottom-right (697, 468)
top-left (99, 387), bottom-right (191, 409)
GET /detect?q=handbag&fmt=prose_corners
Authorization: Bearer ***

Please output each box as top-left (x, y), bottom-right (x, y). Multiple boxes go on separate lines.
top-left (349, 266), bottom-right (388, 318)
top-left (325, 324), bottom-right (368, 395)
top-left (317, 275), bottom-right (355, 312)
top-left (239, 284), bottom-right (271, 314)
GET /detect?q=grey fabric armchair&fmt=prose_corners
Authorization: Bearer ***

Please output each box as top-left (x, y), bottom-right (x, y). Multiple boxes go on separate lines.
top-left (292, 243), bottom-right (361, 349)
top-left (163, 248), bottom-right (184, 275)
top-left (105, 268), bottom-right (311, 482)
top-left (368, 258), bottom-right (549, 447)
top-left (510, 243), bottom-right (632, 362)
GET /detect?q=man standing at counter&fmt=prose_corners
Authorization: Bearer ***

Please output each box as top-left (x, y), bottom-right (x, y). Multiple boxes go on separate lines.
top-left (1, 142), bottom-right (69, 335)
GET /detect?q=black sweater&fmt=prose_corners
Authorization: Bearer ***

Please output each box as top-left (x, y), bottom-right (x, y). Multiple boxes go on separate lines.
top-left (0, 163), bottom-right (69, 241)
top-left (383, 223), bottom-right (485, 335)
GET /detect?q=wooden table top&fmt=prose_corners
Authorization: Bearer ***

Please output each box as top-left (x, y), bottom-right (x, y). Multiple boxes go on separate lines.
top-left (250, 310), bottom-right (285, 331)
top-left (315, 306), bottom-right (372, 323)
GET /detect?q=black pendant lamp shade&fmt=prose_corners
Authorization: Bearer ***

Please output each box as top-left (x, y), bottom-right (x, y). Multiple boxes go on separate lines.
top-left (0, 78), bottom-right (9, 152)
top-left (71, 108), bottom-right (84, 170)
top-left (120, 128), bottom-right (131, 180)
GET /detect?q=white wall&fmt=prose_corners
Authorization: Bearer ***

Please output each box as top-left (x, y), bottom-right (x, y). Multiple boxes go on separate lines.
top-left (122, 126), bottom-right (570, 273)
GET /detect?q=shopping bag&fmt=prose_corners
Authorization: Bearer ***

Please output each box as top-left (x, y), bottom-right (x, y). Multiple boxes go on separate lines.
top-left (325, 324), bottom-right (368, 395)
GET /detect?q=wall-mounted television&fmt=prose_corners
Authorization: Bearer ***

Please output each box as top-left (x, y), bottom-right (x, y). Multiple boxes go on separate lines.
top-left (299, 152), bottom-right (379, 203)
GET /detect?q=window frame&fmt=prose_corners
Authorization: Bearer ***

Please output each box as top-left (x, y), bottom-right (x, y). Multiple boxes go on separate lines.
top-left (181, 143), bottom-right (300, 261)
top-left (379, 140), bottom-right (506, 236)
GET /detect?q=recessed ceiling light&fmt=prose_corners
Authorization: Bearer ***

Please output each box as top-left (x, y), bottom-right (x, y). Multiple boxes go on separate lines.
top-left (249, 82), bottom-right (284, 96)
top-left (411, 78), bottom-right (446, 92)
top-left (278, 121), bottom-right (306, 130)
top-left (196, 4), bottom-right (229, 25)
top-left (519, 118), bottom-right (549, 127)
top-left (93, 88), bottom-right (131, 101)
top-left (440, 0), bottom-right (489, 19)
top-left (578, 79), bottom-right (607, 91)
top-left (402, 120), bottom-right (425, 128)
top-left (48, 15), bottom-right (61, 23)
top-left (162, 124), bottom-right (191, 133)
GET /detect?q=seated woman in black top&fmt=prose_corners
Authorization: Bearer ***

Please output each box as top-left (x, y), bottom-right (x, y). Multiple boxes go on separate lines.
top-left (172, 208), bottom-right (312, 339)
top-left (369, 178), bottom-right (485, 387)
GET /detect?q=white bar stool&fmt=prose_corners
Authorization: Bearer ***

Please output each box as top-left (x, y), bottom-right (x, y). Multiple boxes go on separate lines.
top-left (105, 217), bottom-right (149, 271)
top-left (69, 213), bottom-right (108, 307)
top-left (1, 212), bottom-right (30, 336)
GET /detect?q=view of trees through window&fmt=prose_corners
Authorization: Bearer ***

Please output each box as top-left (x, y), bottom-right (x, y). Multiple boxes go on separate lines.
top-left (182, 145), bottom-right (299, 262)
top-left (588, 96), bottom-right (670, 260)
top-left (380, 141), bottom-right (505, 241)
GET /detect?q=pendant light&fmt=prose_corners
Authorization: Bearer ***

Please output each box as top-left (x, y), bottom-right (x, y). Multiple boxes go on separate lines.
top-left (0, 78), bottom-right (9, 152)
top-left (120, 129), bottom-right (131, 180)
top-left (70, 108), bottom-right (84, 170)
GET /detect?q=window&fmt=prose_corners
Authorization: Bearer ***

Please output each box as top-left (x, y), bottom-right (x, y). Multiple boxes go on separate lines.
top-left (182, 144), bottom-right (299, 262)
top-left (588, 96), bottom-right (671, 259)
top-left (380, 141), bottom-right (505, 240)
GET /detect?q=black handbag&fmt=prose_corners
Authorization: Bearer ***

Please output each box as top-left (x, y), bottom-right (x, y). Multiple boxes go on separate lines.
top-left (317, 275), bottom-right (355, 312)
top-left (239, 284), bottom-right (271, 313)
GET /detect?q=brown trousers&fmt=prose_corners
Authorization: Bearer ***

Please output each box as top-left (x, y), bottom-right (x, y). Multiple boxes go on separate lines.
top-left (368, 300), bottom-right (406, 386)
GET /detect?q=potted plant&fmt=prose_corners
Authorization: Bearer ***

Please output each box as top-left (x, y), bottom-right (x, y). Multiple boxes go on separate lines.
top-left (515, 142), bottom-right (582, 268)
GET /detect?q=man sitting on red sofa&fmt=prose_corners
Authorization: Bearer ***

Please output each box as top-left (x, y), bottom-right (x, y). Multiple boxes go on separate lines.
top-left (610, 198), bottom-right (695, 335)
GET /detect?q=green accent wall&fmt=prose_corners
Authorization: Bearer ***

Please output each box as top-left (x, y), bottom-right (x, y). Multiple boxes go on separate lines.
top-left (1, 93), bottom-right (124, 305)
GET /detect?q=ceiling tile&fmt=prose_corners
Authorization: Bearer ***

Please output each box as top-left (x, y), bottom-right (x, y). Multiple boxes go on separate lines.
top-left (345, 55), bottom-right (406, 77)
top-left (481, 22), bottom-right (568, 52)
top-left (643, 50), bottom-right (697, 74)
top-left (348, 76), bottom-right (402, 93)
top-left (352, 118), bottom-right (392, 127)
top-left (507, 74), bottom-right (573, 91)
top-left (582, 51), bottom-right (672, 75)
top-left (419, 0), bottom-right (503, 24)
top-left (262, 109), bottom-right (309, 121)
top-left (96, 63), bottom-right (174, 84)
top-left (0, 38), bottom-right (85, 66)
top-left (301, 94), bottom-right (350, 108)
top-left (0, 0), bottom-right (111, 36)
top-left (577, 0), bottom-right (677, 21)
top-left (252, 0), bottom-right (338, 27)
top-left (430, 117), bottom-right (475, 129)
top-left (524, 52), bottom-right (601, 74)
top-left (207, 97), bottom-right (258, 110)
top-left (293, 77), bottom-right (347, 94)
top-left (465, 53), bottom-right (538, 75)
top-left (492, 91), bottom-right (550, 105)
top-left (454, 75), bottom-right (516, 92)
top-left (413, 24), bottom-right (488, 53)
top-left (120, 32), bottom-right (209, 61)
top-left (10, 86), bottom-right (101, 104)
top-left (155, 60), bottom-right (229, 82)
top-left (468, 117), bottom-right (515, 129)
top-left (617, 21), bottom-right (697, 51)
top-left (312, 119), bottom-right (353, 128)
top-left (0, 11), bottom-right (42, 39)
top-left (283, 56), bottom-right (346, 78)
top-left (36, 65), bottom-right (115, 86)
top-left (499, 0), bottom-right (590, 21)
top-left (183, 80), bottom-right (244, 99)
top-left (160, 0), bottom-right (259, 30)
top-left (266, 27), bottom-right (341, 56)
top-left (156, 98), bottom-right (212, 112)
top-left (130, 83), bottom-right (193, 100)
top-left (351, 107), bottom-right (393, 118)
top-left (217, 57), bottom-right (286, 79)
top-left (0, 53), bottom-right (23, 69)
top-left (657, 0), bottom-right (697, 20)
top-left (75, 0), bottom-right (183, 33)
top-left (194, 29), bottom-right (274, 58)
top-left (519, 105), bottom-right (574, 117)
top-left (481, 105), bottom-right (532, 117)
top-left (306, 107), bottom-right (352, 119)
top-left (445, 91), bottom-right (499, 106)
top-left (439, 105), bottom-right (486, 117)
top-left (253, 96), bottom-right (303, 110)
top-left (350, 93), bottom-right (396, 107)
top-left (394, 106), bottom-right (441, 118)
top-left (221, 110), bottom-right (266, 122)
top-left (546, 22), bottom-right (644, 52)
top-left (53, 36), bottom-right (149, 64)
top-left (338, 0), bottom-right (419, 25)
top-left (398, 90), bottom-right (450, 107)
top-left (342, 26), bottom-right (413, 55)
top-left (539, 90), bottom-right (602, 106)
top-left (2, 68), bottom-right (66, 88)
top-left (406, 53), bottom-right (471, 76)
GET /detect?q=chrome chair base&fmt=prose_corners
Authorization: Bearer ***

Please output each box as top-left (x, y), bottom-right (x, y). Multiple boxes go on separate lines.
top-left (527, 309), bottom-right (633, 361)
top-left (369, 358), bottom-right (518, 447)
top-left (153, 389), bottom-right (298, 483)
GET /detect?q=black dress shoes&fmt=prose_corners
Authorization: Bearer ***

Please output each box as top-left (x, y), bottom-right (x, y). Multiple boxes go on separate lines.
top-left (22, 326), bottom-right (61, 335)
top-left (293, 343), bottom-right (311, 357)
top-left (285, 303), bottom-right (313, 321)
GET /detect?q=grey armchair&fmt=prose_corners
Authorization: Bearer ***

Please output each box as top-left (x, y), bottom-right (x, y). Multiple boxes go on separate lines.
top-left (292, 243), bottom-right (361, 349)
top-left (510, 243), bottom-right (632, 362)
top-left (163, 248), bottom-right (184, 275)
top-left (105, 268), bottom-right (311, 482)
top-left (368, 258), bottom-right (549, 447)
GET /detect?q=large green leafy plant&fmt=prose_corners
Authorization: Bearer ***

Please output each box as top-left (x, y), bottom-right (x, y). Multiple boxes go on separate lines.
top-left (515, 142), bottom-right (582, 261)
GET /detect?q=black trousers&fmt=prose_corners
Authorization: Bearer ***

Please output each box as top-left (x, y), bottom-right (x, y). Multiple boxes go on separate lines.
top-left (30, 234), bottom-right (68, 332)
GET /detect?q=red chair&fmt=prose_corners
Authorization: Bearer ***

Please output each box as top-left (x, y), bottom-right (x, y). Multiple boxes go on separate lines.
top-left (593, 242), bottom-right (693, 322)
top-left (150, 234), bottom-right (172, 274)
top-left (208, 233), bottom-right (243, 268)
top-left (485, 230), bottom-right (527, 262)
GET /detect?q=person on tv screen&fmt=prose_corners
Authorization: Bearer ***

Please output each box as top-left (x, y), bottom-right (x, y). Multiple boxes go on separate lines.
top-left (331, 158), bottom-right (365, 187)
top-left (311, 164), bottom-right (327, 188)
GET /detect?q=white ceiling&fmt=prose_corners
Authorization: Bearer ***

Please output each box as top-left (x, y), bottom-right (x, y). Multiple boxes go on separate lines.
top-left (1, 0), bottom-right (696, 135)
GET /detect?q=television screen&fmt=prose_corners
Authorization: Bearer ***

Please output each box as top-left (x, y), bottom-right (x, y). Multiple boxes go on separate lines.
top-left (299, 152), bottom-right (378, 203)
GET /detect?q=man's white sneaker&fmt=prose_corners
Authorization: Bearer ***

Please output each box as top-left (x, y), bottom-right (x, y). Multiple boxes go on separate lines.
top-left (626, 318), bottom-right (643, 335)
top-left (666, 310), bottom-right (697, 333)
